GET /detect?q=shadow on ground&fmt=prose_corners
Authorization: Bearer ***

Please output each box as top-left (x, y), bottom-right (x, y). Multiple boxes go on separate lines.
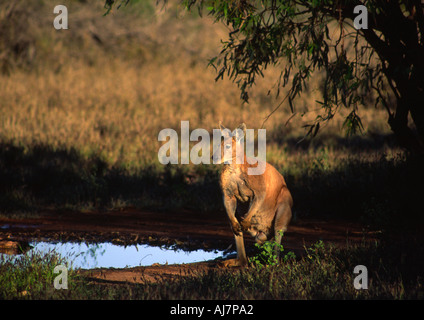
top-left (0, 140), bottom-right (423, 234)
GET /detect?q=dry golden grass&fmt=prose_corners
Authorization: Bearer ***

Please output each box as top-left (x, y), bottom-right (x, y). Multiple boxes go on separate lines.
top-left (0, 0), bottom-right (396, 173)
top-left (2, 3), bottom-right (423, 300)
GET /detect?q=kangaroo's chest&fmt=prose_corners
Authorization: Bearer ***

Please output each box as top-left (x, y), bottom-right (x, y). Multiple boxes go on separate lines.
top-left (221, 170), bottom-right (254, 203)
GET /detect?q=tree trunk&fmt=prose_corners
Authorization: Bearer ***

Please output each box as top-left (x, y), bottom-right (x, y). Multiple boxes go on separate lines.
top-left (358, 2), bottom-right (424, 156)
top-left (388, 83), bottom-right (424, 155)
top-left (408, 90), bottom-right (424, 150)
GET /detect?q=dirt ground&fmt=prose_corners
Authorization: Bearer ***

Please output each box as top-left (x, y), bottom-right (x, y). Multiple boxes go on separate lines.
top-left (0, 209), bottom-right (377, 284)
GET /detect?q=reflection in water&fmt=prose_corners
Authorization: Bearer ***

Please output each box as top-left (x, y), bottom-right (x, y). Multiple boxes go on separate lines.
top-left (24, 242), bottom-right (226, 269)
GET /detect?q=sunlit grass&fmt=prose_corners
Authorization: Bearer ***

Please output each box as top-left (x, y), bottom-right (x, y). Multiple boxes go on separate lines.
top-left (0, 1), bottom-right (423, 300)
top-left (1, 239), bottom-right (422, 299)
top-left (0, 0), bottom-right (398, 215)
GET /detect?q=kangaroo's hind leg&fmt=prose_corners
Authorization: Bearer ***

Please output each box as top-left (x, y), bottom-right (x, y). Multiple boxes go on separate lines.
top-left (221, 233), bottom-right (248, 267)
top-left (273, 189), bottom-right (293, 262)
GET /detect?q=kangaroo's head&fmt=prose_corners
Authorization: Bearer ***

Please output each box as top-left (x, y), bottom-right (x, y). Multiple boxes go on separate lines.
top-left (212, 122), bottom-right (246, 164)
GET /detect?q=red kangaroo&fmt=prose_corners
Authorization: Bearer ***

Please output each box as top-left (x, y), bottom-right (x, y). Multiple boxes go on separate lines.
top-left (213, 123), bottom-right (293, 267)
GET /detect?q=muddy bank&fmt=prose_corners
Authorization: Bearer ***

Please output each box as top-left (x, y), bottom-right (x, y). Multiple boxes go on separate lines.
top-left (0, 209), bottom-right (375, 252)
top-left (0, 209), bottom-right (377, 284)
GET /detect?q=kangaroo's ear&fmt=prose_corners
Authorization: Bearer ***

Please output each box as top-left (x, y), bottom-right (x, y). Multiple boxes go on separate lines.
top-left (219, 121), bottom-right (226, 131)
top-left (219, 121), bottom-right (232, 138)
top-left (234, 123), bottom-right (246, 141)
top-left (238, 123), bottom-right (246, 135)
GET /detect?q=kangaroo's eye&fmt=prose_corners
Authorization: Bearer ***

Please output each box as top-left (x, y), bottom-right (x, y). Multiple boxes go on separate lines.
top-left (225, 144), bottom-right (231, 149)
